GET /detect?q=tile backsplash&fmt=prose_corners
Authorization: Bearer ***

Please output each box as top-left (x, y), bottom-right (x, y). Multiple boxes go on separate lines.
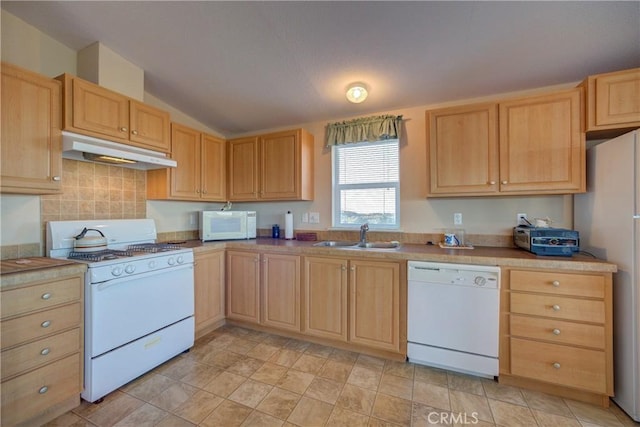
top-left (41, 159), bottom-right (147, 222)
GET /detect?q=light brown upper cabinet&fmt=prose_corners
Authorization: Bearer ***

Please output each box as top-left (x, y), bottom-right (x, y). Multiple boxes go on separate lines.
top-left (147, 123), bottom-right (226, 201)
top-left (227, 128), bottom-right (314, 201)
top-left (1, 63), bottom-right (62, 194)
top-left (427, 103), bottom-right (499, 195)
top-left (581, 68), bottom-right (640, 135)
top-left (427, 88), bottom-right (584, 197)
top-left (57, 74), bottom-right (170, 153)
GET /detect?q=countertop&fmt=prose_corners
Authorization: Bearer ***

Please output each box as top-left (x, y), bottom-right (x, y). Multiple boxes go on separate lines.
top-left (0, 257), bottom-right (87, 290)
top-left (181, 238), bottom-right (617, 273)
top-left (1, 257), bottom-right (78, 275)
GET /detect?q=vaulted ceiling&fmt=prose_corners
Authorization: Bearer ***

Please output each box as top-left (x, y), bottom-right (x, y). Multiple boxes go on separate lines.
top-left (3, 1), bottom-right (639, 136)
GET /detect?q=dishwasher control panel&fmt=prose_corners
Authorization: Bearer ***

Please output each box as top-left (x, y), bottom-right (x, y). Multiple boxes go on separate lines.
top-left (408, 261), bottom-right (500, 289)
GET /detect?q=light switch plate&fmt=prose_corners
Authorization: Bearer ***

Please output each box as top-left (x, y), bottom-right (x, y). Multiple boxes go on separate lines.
top-left (302, 212), bottom-right (309, 223)
top-left (309, 212), bottom-right (320, 224)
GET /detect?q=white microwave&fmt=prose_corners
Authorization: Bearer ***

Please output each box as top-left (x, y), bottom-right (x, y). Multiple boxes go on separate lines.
top-left (199, 210), bottom-right (257, 241)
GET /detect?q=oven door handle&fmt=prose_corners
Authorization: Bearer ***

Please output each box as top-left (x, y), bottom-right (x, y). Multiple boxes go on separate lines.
top-left (95, 264), bottom-right (193, 291)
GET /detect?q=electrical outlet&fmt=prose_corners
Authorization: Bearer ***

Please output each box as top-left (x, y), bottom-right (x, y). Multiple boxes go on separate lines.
top-left (517, 213), bottom-right (528, 225)
top-left (302, 212), bottom-right (309, 223)
top-left (309, 212), bottom-right (320, 224)
top-left (189, 213), bottom-right (196, 226)
top-left (453, 213), bottom-right (463, 225)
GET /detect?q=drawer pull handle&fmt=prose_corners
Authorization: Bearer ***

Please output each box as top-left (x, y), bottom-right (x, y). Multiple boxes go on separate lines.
top-left (41, 320), bottom-right (51, 328)
top-left (552, 328), bottom-right (561, 335)
top-left (552, 305), bottom-right (561, 311)
top-left (41, 293), bottom-right (52, 300)
top-left (552, 280), bottom-right (560, 287)
top-left (41, 348), bottom-right (50, 356)
top-left (552, 362), bottom-right (561, 369)
top-left (39, 386), bottom-right (49, 394)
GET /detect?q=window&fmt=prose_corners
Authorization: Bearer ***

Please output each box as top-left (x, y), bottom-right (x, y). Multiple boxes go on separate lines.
top-left (332, 139), bottom-right (400, 229)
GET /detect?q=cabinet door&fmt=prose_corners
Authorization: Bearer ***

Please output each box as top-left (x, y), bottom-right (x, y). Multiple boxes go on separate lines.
top-left (499, 89), bottom-right (584, 194)
top-left (201, 133), bottom-right (226, 201)
top-left (194, 250), bottom-right (225, 337)
top-left (129, 100), bottom-right (170, 152)
top-left (260, 130), bottom-right (299, 199)
top-left (427, 103), bottom-right (499, 196)
top-left (1, 63), bottom-right (62, 194)
top-left (588, 68), bottom-right (640, 130)
top-left (349, 260), bottom-right (400, 352)
top-left (262, 253), bottom-right (301, 332)
top-left (170, 123), bottom-right (201, 199)
top-left (303, 257), bottom-right (348, 342)
top-left (226, 251), bottom-right (260, 324)
top-left (227, 137), bottom-right (259, 200)
top-left (71, 78), bottom-right (129, 141)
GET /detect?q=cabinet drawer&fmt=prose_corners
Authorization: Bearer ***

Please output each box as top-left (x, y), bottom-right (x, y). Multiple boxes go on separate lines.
top-left (1, 303), bottom-right (81, 348)
top-left (510, 315), bottom-right (605, 349)
top-left (510, 293), bottom-right (604, 323)
top-left (1, 276), bottom-right (82, 319)
top-left (1, 328), bottom-right (80, 379)
top-left (1, 353), bottom-right (81, 427)
top-left (510, 270), bottom-right (604, 298)
top-left (511, 338), bottom-right (606, 393)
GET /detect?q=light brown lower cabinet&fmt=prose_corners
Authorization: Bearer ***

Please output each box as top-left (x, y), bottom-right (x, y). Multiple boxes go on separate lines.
top-left (226, 250), bottom-right (301, 332)
top-left (1, 267), bottom-right (85, 427)
top-left (194, 249), bottom-right (225, 338)
top-left (304, 256), bottom-right (405, 355)
top-left (500, 268), bottom-right (613, 407)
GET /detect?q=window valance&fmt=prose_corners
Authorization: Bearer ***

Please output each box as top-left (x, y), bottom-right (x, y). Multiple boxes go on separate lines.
top-left (325, 114), bottom-right (403, 147)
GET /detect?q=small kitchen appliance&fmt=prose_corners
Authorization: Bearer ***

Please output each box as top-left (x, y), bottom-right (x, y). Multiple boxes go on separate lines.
top-left (47, 219), bottom-right (194, 403)
top-left (513, 226), bottom-right (579, 256)
top-left (199, 210), bottom-right (257, 241)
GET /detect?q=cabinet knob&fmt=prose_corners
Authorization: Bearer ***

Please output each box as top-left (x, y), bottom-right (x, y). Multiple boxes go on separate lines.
top-left (552, 362), bottom-right (561, 369)
top-left (552, 328), bottom-right (561, 335)
top-left (41, 293), bottom-right (52, 300)
top-left (41, 348), bottom-right (50, 356)
top-left (196, 189), bottom-right (201, 193)
top-left (39, 386), bottom-right (49, 394)
top-left (552, 280), bottom-right (560, 287)
top-left (489, 181), bottom-right (496, 185)
top-left (350, 266), bottom-right (355, 272)
top-left (52, 176), bottom-right (61, 182)
top-left (131, 130), bottom-right (138, 135)
top-left (552, 304), bottom-right (561, 311)
top-left (120, 127), bottom-right (127, 132)
top-left (202, 190), bottom-right (207, 194)
top-left (41, 320), bottom-right (51, 328)
top-left (501, 180), bottom-right (508, 185)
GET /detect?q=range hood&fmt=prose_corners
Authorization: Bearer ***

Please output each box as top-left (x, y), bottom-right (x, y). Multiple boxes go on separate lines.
top-left (62, 131), bottom-right (177, 170)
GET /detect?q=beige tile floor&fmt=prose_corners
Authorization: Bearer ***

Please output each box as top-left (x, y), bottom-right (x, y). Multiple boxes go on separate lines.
top-left (46, 325), bottom-right (638, 427)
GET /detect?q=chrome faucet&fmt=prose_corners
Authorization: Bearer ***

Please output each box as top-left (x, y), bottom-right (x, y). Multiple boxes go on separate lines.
top-left (359, 223), bottom-right (369, 246)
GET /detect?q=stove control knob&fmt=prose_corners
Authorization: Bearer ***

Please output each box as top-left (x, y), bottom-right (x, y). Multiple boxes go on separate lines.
top-left (474, 276), bottom-right (487, 287)
top-left (167, 257), bottom-right (176, 266)
top-left (177, 255), bottom-right (185, 264)
top-left (112, 266), bottom-right (123, 276)
top-left (125, 264), bottom-right (136, 274)
top-left (148, 260), bottom-right (157, 269)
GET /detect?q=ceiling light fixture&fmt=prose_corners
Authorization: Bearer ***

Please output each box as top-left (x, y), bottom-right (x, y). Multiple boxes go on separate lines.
top-left (346, 84), bottom-right (368, 103)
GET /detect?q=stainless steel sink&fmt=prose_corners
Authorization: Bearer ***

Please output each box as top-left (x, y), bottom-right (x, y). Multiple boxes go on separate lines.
top-left (312, 241), bottom-right (358, 247)
top-left (356, 241), bottom-right (401, 249)
top-left (312, 240), bottom-right (401, 249)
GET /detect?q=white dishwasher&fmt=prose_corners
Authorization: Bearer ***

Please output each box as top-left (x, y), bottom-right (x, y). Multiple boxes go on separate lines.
top-left (407, 261), bottom-right (500, 378)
